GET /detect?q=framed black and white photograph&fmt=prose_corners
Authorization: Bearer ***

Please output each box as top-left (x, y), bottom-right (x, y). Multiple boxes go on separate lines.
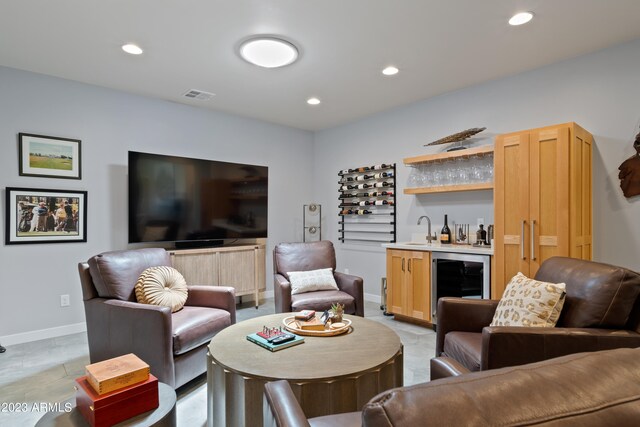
top-left (19, 133), bottom-right (82, 179)
top-left (5, 187), bottom-right (87, 245)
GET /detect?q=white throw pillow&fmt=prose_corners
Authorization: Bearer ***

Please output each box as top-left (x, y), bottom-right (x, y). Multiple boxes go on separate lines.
top-left (287, 268), bottom-right (339, 295)
top-left (490, 272), bottom-right (566, 327)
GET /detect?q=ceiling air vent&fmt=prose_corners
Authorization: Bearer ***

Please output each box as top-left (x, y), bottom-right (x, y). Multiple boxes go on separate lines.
top-left (182, 89), bottom-right (215, 101)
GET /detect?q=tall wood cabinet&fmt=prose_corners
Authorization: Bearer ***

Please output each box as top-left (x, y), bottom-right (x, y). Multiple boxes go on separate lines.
top-left (493, 122), bottom-right (592, 297)
top-left (168, 244), bottom-right (266, 307)
top-left (386, 249), bottom-right (431, 323)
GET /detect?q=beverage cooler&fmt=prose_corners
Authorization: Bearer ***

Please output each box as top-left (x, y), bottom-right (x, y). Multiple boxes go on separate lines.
top-left (431, 252), bottom-right (491, 324)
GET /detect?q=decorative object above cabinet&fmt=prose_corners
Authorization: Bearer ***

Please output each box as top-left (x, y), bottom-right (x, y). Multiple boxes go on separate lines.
top-left (404, 145), bottom-right (494, 194)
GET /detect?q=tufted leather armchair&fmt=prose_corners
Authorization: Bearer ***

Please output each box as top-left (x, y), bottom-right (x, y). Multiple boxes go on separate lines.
top-left (273, 241), bottom-right (364, 316)
top-left (78, 248), bottom-right (236, 388)
top-left (434, 256), bottom-right (640, 375)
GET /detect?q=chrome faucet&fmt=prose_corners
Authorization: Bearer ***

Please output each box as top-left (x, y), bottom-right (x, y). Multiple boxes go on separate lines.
top-left (417, 215), bottom-right (436, 243)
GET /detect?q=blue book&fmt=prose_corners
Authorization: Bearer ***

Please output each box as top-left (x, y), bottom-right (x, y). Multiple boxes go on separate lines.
top-left (246, 332), bottom-right (304, 352)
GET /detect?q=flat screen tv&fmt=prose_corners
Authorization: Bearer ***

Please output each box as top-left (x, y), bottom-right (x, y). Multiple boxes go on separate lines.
top-left (128, 151), bottom-right (268, 247)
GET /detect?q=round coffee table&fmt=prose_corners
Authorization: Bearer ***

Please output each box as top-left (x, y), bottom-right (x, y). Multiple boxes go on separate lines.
top-left (206, 313), bottom-right (403, 427)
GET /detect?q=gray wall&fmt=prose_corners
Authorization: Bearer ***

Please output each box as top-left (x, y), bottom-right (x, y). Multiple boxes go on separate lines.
top-left (314, 39), bottom-right (640, 300)
top-left (0, 66), bottom-right (314, 340)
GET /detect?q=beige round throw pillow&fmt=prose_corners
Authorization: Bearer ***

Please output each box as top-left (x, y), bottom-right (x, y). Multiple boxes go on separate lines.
top-left (135, 266), bottom-right (188, 312)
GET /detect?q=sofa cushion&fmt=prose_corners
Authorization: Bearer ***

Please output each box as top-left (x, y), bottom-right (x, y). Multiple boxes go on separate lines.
top-left (442, 331), bottom-right (482, 372)
top-left (535, 257), bottom-right (640, 328)
top-left (288, 268), bottom-right (339, 295)
top-left (172, 306), bottom-right (231, 355)
top-left (88, 248), bottom-right (171, 301)
top-left (135, 266), bottom-right (188, 313)
top-left (490, 272), bottom-right (566, 327)
top-left (291, 290), bottom-right (355, 314)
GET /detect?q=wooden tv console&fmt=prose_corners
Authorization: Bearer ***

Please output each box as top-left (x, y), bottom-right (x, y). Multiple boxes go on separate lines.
top-left (168, 244), bottom-right (266, 307)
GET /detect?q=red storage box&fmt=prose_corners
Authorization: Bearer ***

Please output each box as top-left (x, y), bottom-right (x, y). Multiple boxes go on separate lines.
top-left (75, 374), bottom-right (159, 427)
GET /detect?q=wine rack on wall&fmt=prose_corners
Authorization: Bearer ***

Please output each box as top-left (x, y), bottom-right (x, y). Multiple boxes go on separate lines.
top-left (338, 163), bottom-right (396, 244)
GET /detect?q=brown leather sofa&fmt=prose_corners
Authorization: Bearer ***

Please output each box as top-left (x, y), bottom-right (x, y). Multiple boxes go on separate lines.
top-left (78, 248), bottom-right (236, 388)
top-left (264, 347), bottom-right (640, 426)
top-left (273, 241), bottom-right (364, 316)
top-left (436, 256), bottom-right (640, 373)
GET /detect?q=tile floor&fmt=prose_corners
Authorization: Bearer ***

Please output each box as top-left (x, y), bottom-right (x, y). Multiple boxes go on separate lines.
top-left (0, 299), bottom-right (436, 426)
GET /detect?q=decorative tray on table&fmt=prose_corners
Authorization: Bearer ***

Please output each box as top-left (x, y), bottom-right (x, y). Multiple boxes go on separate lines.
top-left (283, 316), bottom-right (352, 337)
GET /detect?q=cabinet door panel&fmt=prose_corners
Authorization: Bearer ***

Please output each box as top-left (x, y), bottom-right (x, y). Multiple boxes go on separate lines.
top-left (407, 252), bottom-right (430, 321)
top-left (219, 250), bottom-right (255, 293)
top-left (529, 127), bottom-right (569, 275)
top-left (171, 253), bottom-right (218, 286)
top-left (494, 132), bottom-right (530, 295)
top-left (386, 250), bottom-right (406, 316)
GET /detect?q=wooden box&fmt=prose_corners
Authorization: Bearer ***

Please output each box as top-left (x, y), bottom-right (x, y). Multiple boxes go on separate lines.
top-left (75, 374), bottom-right (159, 427)
top-left (85, 353), bottom-right (149, 395)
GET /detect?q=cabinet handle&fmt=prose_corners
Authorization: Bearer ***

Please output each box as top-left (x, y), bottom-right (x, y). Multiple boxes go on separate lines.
top-left (531, 220), bottom-right (536, 261)
top-left (521, 220), bottom-right (526, 260)
top-left (408, 258), bottom-right (412, 272)
top-left (402, 258), bottom-right (405, 272)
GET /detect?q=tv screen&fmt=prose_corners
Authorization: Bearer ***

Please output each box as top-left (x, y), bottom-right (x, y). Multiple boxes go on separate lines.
top-left (128, 151), bottom-right (268, 245)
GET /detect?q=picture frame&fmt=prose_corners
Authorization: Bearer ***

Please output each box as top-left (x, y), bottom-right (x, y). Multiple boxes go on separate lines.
top-left (19, 133), bottom-right (82, 179)
top-left (5, 187), bottom-right (87, 245)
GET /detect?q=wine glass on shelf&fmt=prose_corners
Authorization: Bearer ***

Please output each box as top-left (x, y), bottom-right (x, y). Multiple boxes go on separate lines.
top-left (408, 165), bottom-right (420, 187)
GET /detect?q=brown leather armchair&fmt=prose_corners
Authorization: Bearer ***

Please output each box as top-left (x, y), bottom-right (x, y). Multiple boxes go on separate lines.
top-left (78, 248), bottom-right (236, 388)
top-left (435, 256), bottom-right (640, 374)
top-left (264, 347), bottom-right (640, 426)
top-left (273, 241), bottom-right (364, 316)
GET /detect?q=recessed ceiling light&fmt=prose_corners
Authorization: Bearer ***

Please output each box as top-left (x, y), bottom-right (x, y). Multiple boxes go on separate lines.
top-left (382, 66), bottom-right (399, 76)
top-left (307, 97), bottom-right (321, 105)
top-left (509, 12), bottom-right (534, 26)
top-left (239, 37), bottom-right (298, 68)
top-left (121, 43), bottom-right (143, 55)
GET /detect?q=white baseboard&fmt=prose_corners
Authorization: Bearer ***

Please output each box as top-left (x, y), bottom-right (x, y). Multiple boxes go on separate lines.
top-left (364, 292), bottom-right (382, 305)
top-left (0, 322), bottom-right (87, 347)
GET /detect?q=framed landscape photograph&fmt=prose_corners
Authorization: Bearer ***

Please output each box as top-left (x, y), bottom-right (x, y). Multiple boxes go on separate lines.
top-left (19, 133), bottom-right (82, 179)
top-left (5, 187), bottom-right (87, 245)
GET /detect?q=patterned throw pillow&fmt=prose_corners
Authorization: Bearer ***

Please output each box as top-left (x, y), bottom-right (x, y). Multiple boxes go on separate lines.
top-left (135, 266), bottom-right (188, 312)
top-left (490, 272), bottom-right (566, 327)
top-left (287, 268), bottom-right (339, 295)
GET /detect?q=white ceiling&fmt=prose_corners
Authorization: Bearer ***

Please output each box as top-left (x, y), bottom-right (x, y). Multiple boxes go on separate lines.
top-left (2, 1), bottom-right (640, 131)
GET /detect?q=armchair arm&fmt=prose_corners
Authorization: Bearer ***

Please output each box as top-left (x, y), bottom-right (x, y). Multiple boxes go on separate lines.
top-left (430, 357), bottom-right (471, 381)
top-left (274, 274), bottom-right (292, 314)
top-left (263, 380), bottom-right (311, 427)
top-left (87, 299), bottom-right (175, 386)
top-left (186, 286), bottom-right (236, 324)
top-left (482, 326), bottom-right (640, 370)
top-left (334, 271), bottom-right (364, 317)
top-left (436, 297), bottom-right (499, 356)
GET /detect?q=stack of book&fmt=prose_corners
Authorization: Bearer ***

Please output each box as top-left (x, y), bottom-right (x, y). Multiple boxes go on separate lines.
top-left (76, 353), bottom-right (159, 427)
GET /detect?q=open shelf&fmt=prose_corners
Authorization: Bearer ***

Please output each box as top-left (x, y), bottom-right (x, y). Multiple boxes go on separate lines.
top-left (404, 144), bottom-right (494, 165)
top-left (404, 182), bottom-right (493, 194)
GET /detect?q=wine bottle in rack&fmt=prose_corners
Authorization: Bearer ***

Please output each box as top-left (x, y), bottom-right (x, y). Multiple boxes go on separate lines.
top-left (342, 177), bottom-right (354, 182)
top-left (371, 163), bottom-right (390, 170)
top-left (358, 201), bottom-right (372, 206)
top-left (371, 190), bottom-right (393, 197)
top-left (373, 181), bottom-right (392, 188)
top-left (355, 174), bottom-right (374, 181)
top-left (339, 193), bottom-right (357, 199)
top-left (355, 183), bottom-right (370, 189)
top-left (374, 200), bottom-right (394, 206)
top-left (355, 192), bottom-right (369, 197)
top-left (356, 209), bottom-right (372, 215)
top-left (339, 209), bottom-right (354, 215)
top-left (339, 169), bottom-right (353, 175)
top-left (357, 166), bottom-right (371, 173)
top-left (440, 214), bottom-right (451, 245)
top-left (373, 172), bottom-right (394, 179)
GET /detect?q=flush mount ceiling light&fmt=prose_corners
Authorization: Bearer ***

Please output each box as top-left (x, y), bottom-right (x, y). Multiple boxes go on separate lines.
top-left (382, 66), bottom-right (399, 76)
top-left (239, 36), bottom-right (299, 68)
top-left (306, 97), bottom-right (321, 105)
top-left (121, 43), bottom-right (144, 55)
top-left (509, 12), bottom-right (534, 26)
